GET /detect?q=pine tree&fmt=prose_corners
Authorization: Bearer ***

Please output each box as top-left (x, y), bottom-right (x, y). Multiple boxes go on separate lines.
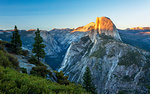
top-left (83, 66), bottom-right (97, 94)
top-left (11, 25), bottom-right (22, 54)
top-left (32, 28), bottom-right (45, 62)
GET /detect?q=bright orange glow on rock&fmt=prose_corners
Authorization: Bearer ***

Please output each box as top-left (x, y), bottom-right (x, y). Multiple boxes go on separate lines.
top-left (72, 17), bottom-right (116, 36)
top-left (27, 29), bottom-right (36, 31)
top-left (71, 22), bottom-right (95, 32)
top-left (140, 32), bottom-right (150, 34)
top-left (130, 27), bottom-right (150, 30)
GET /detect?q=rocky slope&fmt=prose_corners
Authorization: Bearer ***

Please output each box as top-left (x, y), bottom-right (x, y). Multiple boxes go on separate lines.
top-left (0, 29), bottom-right (86, 69)
top-left (59, 32), bottom-right (150, 94)
top-left (59, 18), bottom-right (150, 94)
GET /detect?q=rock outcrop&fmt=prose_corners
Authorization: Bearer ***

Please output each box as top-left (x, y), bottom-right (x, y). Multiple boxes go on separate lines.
top-left (72, 17), bottom-right (121, 40)
top-left (72, 22), bottom-right (95, 32)
top-left (59, 32), bottom-right (150, 94)
top-left (95, 17), bottom-right (121, 40)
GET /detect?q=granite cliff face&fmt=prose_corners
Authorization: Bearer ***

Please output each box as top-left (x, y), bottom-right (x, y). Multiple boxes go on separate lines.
top-left (95, 17), bottom-right (121, 40)
top-left (72, 17), bottom-right (121, 40)
top-left (59, 33), bottom-right (150, 94)
top-left (59, 18), bottom-right (150, 94)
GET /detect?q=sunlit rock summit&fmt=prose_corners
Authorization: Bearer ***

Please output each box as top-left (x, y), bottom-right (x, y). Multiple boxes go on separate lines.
top-left (72, 17), bottom-right (121, 40)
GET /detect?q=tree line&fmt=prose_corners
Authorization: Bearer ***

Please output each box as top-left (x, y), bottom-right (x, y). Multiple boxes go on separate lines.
top-left (10, 26), bottom-right (97, 94)
top-left (11, 26), bottom-right (45, 63)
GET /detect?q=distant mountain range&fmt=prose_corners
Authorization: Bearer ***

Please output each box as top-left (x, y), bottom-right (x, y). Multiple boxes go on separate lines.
top-left (127, 27), bottom-right (150, 30)
top-left (0, 29), bottom-right (86, 70)
top-left (0, 17), bottom-right (150, 94)
top-left (0, 26), bottom-right (150, 70)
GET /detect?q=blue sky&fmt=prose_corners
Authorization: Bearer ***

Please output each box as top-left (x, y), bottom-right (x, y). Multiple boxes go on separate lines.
top-left (0, 0), bottom-right (150, 30)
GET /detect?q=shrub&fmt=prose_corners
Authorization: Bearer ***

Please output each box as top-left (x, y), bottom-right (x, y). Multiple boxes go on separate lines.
top-left (90, 46), bottom-right (106, 58)
top-left (20, 68), bottom-right (27, 73)
top-left (0, 45), bottom-right (5, 51)
top-left (6, 53), bottom-right (19, 68)
top-left (0, 50), bottom-right (11, 68)
top-left (0, 40), bottom-right (9, 46)
top-left (30, 66), bottom-right (51, 77)
top-left (0, 66), bottom-right (87, 94)
top-left (55, 71), bottom-right (70, 85)
top-left (118, 51), bottom-right (141, 67)
top-left (0, 50), bottom-right (19, 69)
top-left (21, 50), bottom-right (29, 56)
top-left (28, 55), bottom-right (44, 66)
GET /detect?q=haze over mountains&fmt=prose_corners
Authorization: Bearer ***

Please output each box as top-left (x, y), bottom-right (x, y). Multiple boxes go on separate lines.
top-left (0, 17), bottom-right (150, 93)
top-left (0, 17), bottom-right (150, 70)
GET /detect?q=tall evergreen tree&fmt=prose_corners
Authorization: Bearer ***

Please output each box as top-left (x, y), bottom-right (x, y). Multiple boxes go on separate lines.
top-left (83, 66), bottom-right (97, 94)
top-left (32, 28), bottom-right (45, 62)
top-left (11, 25), bottom-right (22, 54)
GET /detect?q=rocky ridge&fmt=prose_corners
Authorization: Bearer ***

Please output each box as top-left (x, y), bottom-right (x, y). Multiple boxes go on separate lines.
top-left (59, 32), bottom-right (150, 94)
top-left (72, 17), bottom-right (121, 40)
top-left (59, 17), bottom-right (150, 94)
top-left (127, 27), bottom-right (150, 30)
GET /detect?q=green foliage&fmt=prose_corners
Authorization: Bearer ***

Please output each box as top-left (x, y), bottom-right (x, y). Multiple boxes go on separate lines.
top-left (30, 66), bottom-right (51, 77)
top-left (0, 50), bottom-right (11, 68)
top-left (0, 40), bottom-right (14, 54)
top-left (118, 51), bottom-right (141, 67)
top-left (0, 50), bottom-right (19, 68)
top-left (117, 91), bottom-right (125, 94)
top-left (55, 71), bottom-right (70, 85)
top-left (7, 53), bottom-right (19, 68)
top-left (29, 55), bottom-right (52, 78)
top-left (121, 75), bottom-right (133, 82)
top-left (147, 85), bottom-right (150, 93)
top-left (2, 41), bottom-right (13, 53)
top-left (21, 50), bottom-right (29, 56)
top-left (0, 40), bottom-right (7, 51)
top-left (32, 28), bottom-right (46, 62)
top-left (0, 40), bottom-right (9, 45)
top-left (0, 66), bottom-right (87, 94)
top-left (90, 46), bottom-right (106, 58)
top-left (20, 68), bottom-right (27, 73)
top-left (83, 67), bottom-right (97, 94)
top-left (11, 26), bottom-right (22, 54)
top-left (28, 55), bottom-right (44, 66)
top-left (117, 90), bottom-right (128, 94)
